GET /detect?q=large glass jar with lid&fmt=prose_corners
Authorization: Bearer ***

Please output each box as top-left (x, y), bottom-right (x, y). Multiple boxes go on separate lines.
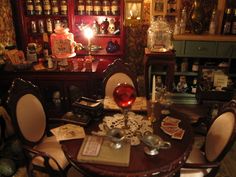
top-left (147, 16), bottom-right (173, 52)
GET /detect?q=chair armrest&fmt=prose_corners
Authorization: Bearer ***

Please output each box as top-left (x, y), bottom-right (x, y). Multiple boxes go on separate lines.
top-left (23, 145), bottom-right (64, 172)
top-left (183, 161), bottom-right (220, 169)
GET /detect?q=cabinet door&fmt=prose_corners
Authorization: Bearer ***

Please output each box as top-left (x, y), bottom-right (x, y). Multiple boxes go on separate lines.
top-left (38, 81), bottom-right (66, 118)
top-left (185, 41), bottom-right (217, 58)
top-left (217, 42), bottom-right (236, 58)
top-left (173, 41), bottom-right (185, 56)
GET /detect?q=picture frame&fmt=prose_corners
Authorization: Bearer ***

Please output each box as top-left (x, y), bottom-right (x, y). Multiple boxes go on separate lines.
top-left (124, 0), bottom-right (143, 24)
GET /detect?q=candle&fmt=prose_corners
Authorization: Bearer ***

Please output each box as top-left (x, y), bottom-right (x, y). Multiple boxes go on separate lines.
top-left (151, 75), bottom-right (156, 102)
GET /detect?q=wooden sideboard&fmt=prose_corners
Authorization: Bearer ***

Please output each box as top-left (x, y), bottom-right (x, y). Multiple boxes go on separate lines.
top-left (0, 59), bottom-right (112, 118)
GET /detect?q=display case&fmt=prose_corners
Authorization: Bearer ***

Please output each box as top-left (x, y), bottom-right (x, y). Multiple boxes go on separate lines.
top-left (11, 0), bottom-right (125, 61)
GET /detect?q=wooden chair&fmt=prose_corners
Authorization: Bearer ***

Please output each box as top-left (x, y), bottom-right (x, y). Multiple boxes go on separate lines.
top-left (5, 78), bottom-right (85, 177)
top-left (102, 58), bottom-right (139, 98)
top-left (178, 99), bottom-right (236, 177)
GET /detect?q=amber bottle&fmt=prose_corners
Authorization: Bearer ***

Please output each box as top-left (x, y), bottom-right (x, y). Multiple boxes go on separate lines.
top-left (189, 0), bottom-right (204, 34)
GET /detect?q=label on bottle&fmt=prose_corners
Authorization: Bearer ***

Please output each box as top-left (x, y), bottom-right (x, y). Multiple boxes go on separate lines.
top-left (78, 5), bottom-right (85, 11)
top-left (52, 7), bottom-right (59, 13)
top-left (46, 19), bottom-right (53, 33)
top-left (223, 22), bottom-right (231, 34)
top-left (27, 5), bottom-right (34, 11)
top-left (232, 22), bottom-right (236, 34)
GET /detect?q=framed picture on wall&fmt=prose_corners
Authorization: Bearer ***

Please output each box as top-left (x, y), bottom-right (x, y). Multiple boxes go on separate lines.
top-left (124, 0), bottom-right (143, 21)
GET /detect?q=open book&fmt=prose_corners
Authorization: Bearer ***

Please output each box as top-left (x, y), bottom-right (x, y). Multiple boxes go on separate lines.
top-left (50, 124), bottom-right (85, 141)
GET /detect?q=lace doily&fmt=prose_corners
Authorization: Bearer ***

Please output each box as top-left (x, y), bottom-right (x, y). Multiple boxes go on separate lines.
top-left (93, 112), bottom-right (153, 145)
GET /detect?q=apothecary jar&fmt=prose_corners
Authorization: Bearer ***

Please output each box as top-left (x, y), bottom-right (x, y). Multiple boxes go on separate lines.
top-left (147, 16), bottom-right (173, 52)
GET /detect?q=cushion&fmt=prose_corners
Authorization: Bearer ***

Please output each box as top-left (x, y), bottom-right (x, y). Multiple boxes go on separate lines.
top-left (105, 73), bottom-right (134, 97)
top-left (33, 136), bottom-right (69, 170)
top-left (180, 147), bottom-right (211, 177)
top-left (16, 94), bottom-right (46, 143)
top-left (205, 112), bottom-right (235, 162)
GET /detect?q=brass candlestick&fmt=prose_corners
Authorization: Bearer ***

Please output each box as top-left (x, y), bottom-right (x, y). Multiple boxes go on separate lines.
top-left (148, 101), bottom-right (157, 123)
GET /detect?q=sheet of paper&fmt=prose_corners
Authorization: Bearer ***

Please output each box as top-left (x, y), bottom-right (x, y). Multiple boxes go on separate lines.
top-left (50, 124), bottom-right (85, 141)
top-left (104, 96), bottom-right (147, 111)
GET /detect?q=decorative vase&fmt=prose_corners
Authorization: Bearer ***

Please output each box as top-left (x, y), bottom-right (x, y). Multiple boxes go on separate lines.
top-left (190, 0), bottom-right (204, 34)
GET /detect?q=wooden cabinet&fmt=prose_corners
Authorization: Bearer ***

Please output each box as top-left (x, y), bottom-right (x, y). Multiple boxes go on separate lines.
top-left (11, 0), bottom-right (124, 61)
top-left (0, 71), bottom-right (104, 118)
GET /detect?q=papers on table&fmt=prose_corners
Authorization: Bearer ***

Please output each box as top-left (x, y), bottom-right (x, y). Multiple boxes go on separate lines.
top-left (103, 96), bottom-right (147, 112)
top-left (50, 124), bottom-right (85, 141)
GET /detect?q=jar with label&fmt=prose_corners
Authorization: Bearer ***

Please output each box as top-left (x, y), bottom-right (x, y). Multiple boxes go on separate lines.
top-left (60, 0), bottom-right (68, 15)
top-left (43, 0), bottom-right (51, 15)
top-left (38, 20), bottom-right (45, 33)
top-left (192, 60), bottom-right (199, 72)
top-left (93, 0), bottom-right (102, 15)
top-left (26, 0), bottom-right (34, 15)
top-left (31, 20), bottom-right (37, 33)
top-left (34, 0), bottom-right (42, 15)
top-left (51, 0), bottom-right (59, 15)
top-left (181, 58), bottom-right (188, 72)
top-left (191, 78), bottom-right (198, 94)
top-left (111, 0), bottom-right (119, 15)
top-left (102, 0), bottom-right (110, 15)
top-left (85, 0), bottom-right (93, 15)
top-left (27, 43), bottom-right (38, 63)
top-left (46, 18), bottom-right (53, 33)
top-left (77, 0), bottom-right (85, 15)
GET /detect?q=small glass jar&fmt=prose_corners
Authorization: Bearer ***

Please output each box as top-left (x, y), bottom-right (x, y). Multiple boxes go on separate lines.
top-left (192, 60), bottom-right (199, 72)
top-left (50, 27), bottom-right (76, 59)
top-left (181, 58), bottom-right (188, 72)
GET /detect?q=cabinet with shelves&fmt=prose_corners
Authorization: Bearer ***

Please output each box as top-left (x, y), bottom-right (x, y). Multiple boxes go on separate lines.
top-left (11, 0), bottom-right (124, 61)
top-left (171, 36), bottom-right (236, 103)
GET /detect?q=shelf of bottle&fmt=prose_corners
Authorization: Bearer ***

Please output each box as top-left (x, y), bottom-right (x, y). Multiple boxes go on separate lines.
top-left (75, 34), bottom-right (121, 38)
top-left (173, 34), bottom-right (236, 41)
top-left (152, 71), bottom-right (198, 77)
top-left (76, 49), bottom-right (123, 56)
top-left (25, 14), bottom-right (68, 18)
top-left (74, 14), bottom-right (120, 18)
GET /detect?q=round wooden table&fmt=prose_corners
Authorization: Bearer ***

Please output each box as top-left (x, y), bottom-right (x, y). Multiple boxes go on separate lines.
top-left (61, 111), bottom-right (194, 177)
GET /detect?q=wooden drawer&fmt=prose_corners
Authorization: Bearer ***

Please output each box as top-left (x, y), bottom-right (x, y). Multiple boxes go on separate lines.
top-left (173, 41), bottom-right (185, 56)
top-left (185, 41), bottom-right (217, 58)
top-left (217, 42), bottom-right (236, 58)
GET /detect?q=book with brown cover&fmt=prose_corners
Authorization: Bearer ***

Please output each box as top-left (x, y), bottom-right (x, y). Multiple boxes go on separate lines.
top-left (77, 135), bottom-right (131, 167)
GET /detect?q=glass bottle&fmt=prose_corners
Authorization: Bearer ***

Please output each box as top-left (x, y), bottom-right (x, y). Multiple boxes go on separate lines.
top-left (43, 0), bottom-right (51, 15)
top-left (51, 0), bottom-right (59, 15)
top-left (111, 0), bottom-right (119, 15)
top-left (191, 78), bottom-right (198, 94)
top-left (231, 9), bottom-right (236, 35)
top-left (173, 17), bottom-right (180, 35)
top-left (222, 8), bottom-right (232, 35)
top-left (34, 0), bottom-right (43, 15)
top-left (85, 0), bottom-right (93, 15)
top-left (31, 20), bottom-right (37, 33)
top-left (93, 0), bottom-right (102, 15)
top-left (190, 0), bottom-right (204, 34)
top-left (26, 0), bottom-right (34, 15)
top-left (60, 0), bottom-right (68, 15)
top-left (102, 0), bottom-right (111, 15)
top-left (181, 58), bottom-right (188, 72)
top-left (46, 18), bottom-right (53, 33)
top-left (91, 20), bottom-right (100, 34)
top-left (38, 20), bottom-right (45, 33)
top-left (209, 9), bottom-right (216, 35)
top-left (77, 0), bottom-right (85, 15)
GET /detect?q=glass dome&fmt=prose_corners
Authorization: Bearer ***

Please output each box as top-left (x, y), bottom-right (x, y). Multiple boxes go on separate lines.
top-left (147, 16), bottom-right (173, 52)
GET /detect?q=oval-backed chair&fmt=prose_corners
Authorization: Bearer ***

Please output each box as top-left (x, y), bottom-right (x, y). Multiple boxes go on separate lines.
top-left (102, 58), bottom-right (139, 98)
top-left (5, 78), bottom-right (86, 177)
top-left (179, 99), bottom-right (236, 177)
